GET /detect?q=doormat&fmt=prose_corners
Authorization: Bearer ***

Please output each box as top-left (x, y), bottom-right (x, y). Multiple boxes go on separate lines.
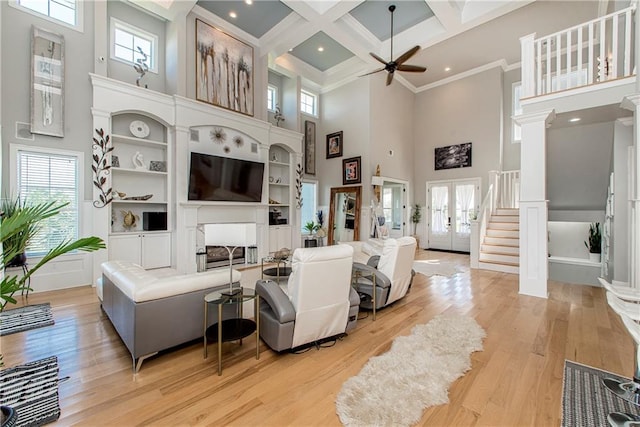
top-left (562, 360), bottom-right (640, 427)
top-left (0, 303), bottom-right (54, 336)
top-left (0, 356), bottom-right (61, 426)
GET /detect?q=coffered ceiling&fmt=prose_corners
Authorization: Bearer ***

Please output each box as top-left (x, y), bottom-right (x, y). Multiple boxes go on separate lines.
top-left (138, 0), bottom-right (613, 92)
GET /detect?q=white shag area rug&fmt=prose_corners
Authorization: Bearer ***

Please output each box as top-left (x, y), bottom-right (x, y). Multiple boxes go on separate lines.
top-left (336, 314), bottom-right (486, 427)
top-left (412, 260), bottom-right (460, 277)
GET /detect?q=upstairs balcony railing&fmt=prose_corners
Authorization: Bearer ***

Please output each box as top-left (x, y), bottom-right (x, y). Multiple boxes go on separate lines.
top-left (520, 5), bottom-right (636, 98)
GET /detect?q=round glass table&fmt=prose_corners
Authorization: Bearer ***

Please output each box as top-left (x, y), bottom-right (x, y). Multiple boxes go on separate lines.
top-left (203, 287), bottom-right (260, 375)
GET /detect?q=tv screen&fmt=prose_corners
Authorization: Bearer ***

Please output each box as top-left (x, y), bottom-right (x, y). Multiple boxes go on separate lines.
top-left (188, 152), bottom-right (264, 202)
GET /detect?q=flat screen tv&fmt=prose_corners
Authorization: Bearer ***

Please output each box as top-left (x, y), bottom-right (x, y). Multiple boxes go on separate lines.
top-left (188, 152), bottom-right (264, 202)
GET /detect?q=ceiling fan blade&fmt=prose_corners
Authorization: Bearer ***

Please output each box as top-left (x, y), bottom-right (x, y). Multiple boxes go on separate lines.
top-left (369, 52), bottom-right (388, 65)
top-left (386, 71), bottom-right (394, 86)
top-left (359, 67), bottom-right (386, 77)
top-left (395, 46), bottom-right (420, 65)
top-left (397, 64), bottom-right (427, 73)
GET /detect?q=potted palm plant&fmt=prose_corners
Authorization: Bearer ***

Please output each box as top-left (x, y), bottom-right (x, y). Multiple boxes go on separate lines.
top-left (1, 198), bottom-right (105, 311)
top-left (411, 204), bottom-right (422, 249)
top-left (584, 222), bottom-right (602, 263)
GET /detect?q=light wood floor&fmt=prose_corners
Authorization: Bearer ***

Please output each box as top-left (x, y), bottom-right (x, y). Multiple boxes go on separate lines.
top-left (1, 250), bottom-right (633, 426)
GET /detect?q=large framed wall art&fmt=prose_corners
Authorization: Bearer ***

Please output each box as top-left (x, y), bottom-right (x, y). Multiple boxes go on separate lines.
top-left (196, 19), bottom-right (254, 116)
top-left (304, 120), bottom-right (316, 175)
top-left (31, 26), bottom-right (65, 137)
top-left (434, 142), bottom-right (472, 170)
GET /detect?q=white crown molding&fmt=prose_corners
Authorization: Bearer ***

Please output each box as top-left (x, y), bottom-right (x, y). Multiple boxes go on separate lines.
top-left (505, 62), bottom-right (521, 72)
top-left (415, 59), bottom-right (508, 93)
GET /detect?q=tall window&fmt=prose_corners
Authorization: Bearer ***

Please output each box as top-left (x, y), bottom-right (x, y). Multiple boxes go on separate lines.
top-left (300, 90), bottom-right (317, 116)
top-left (267, 85), bottom-right (277, 112)
top-left (12, 146), bottom-right (81, 256)
top-left (300, 181), bottom-right (318, 232)
top-left (110, 18), bottom-right (158, 73)
top-left (512, 82), bottom-right (522, 143)
top-left (10, 0), bottom-right (82, 30)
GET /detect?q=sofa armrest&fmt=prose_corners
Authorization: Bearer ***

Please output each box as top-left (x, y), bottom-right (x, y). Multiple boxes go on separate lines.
top-left (367, 255), bottom-right (380, 268)
top-left (255, 280), bottom-right (295, 323)
top-left (352, 262), bottom-right (391, 289)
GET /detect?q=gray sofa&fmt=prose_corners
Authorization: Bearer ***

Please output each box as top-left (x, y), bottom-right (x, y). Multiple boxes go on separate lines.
top-left (100, 260), bottom-right (240, 372)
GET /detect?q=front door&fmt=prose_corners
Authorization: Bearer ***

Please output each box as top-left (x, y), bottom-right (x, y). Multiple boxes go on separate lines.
top-left (427, 179), bottom-right (480, 252)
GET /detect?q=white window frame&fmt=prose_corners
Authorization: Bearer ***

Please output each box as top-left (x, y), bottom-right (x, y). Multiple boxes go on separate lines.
top-left (9, 144), bottom-right (84, 257)
top-left (110, 17), bottom-right (158, 74)
top-left (300, 179), bottom-right (319, 234)
top-left (300, 89), bottom-right (318, 117)
top-left (512, 82), bottom-right (522, 144)
top-left (267, 85), bottom-right (277, 112)
top-left (9, 0), bottom-right (84, 32)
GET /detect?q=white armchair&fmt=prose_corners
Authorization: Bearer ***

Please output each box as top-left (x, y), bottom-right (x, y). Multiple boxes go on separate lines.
top-left (352, 236), bottom-right (416, 318)
top-left (255, 244), bottom-right (360, 352)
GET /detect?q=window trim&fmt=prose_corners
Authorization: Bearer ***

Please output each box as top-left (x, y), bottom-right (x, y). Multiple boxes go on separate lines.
top-left (9, 143), bottom-right (85, 257)
top-left (267, 85), bottom-right (277, 112)
top-left (512, 81), bottom-right (522, 144)
top-left (110, 17), bottom-right (159, 74)
top-left (9, 0), bottom-right (84, 32)
top-left (300, 89), bottom-right (318, 117)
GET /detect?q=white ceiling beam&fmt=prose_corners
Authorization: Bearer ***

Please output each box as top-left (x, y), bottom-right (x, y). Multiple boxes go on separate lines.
top-left (425, 0), bottom-right (462, 31)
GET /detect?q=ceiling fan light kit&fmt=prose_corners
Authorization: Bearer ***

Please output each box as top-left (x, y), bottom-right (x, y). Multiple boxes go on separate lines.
top-left (361, 4), bottom-right (427, 86)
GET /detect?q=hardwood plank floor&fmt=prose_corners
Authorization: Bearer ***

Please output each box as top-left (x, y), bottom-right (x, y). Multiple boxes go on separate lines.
top-left (0, 250), bottom-right (633, 426)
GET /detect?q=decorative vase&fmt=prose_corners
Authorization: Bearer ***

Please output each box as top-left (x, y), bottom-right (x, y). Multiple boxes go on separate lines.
top-left (589, 253), bottom-right (601, 263)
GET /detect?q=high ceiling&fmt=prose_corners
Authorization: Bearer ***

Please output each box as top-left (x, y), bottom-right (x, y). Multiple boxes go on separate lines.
top-left (143, 0), bottom-right (612, 92)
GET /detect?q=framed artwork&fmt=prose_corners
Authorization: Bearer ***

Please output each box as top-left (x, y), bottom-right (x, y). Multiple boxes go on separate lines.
top-left (342, 156), bottom-right (361, 185)
top-left (304, 120), bottom-right (316, 175)
top-left (31, 26), bottom-right (64, 137)
top-left (326, 131), bottom-right (343, 159)
top-left (434, 142), bottom-right (472, 170)
top-left (195, 19), bottom-right (254, 116)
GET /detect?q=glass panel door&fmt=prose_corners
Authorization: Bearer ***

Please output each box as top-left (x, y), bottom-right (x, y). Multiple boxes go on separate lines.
top-left (427, 179), bottom-right (479, 251)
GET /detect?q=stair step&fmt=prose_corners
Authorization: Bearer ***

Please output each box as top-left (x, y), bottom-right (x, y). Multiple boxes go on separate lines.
top-left (478, 260), bottom-right (519, 274)
top-left (490, 215), bottom-right (519, 223)
top-left (486, 229), bottom-right (519, 238)
top-left (496, 208), bottom-right (519, 216)
top-left (481, 244), bottom-right (519, 255)
top-left (488, 222), bottom-right (520, 230)
top-left (480, 252), bottom-right (519, 264)
top-left (484, 236), bottom-right (519, 246)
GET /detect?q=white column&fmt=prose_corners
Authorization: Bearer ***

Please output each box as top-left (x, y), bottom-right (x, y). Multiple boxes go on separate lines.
top-left (514, 109), bottom-right (555, 298)
top-left (520, 33), bottom-right (536, 98)
top-left (621, 94), bottom-right (640, 289)
top-left (174, 125), bottom-right (192, 273)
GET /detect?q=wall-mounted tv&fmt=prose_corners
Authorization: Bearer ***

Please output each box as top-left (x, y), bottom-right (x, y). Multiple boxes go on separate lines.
top-left (188, 152), bottom-right (264, 202)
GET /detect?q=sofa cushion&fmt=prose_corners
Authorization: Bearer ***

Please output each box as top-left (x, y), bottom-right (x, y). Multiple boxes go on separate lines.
top-left (101, 261), bottom-right (241, 303)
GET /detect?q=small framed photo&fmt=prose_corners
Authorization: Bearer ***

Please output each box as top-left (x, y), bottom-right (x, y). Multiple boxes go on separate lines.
top-left (326, 131), bottom-right (343, 159)
top-left (111, 155), bottom-right (120, 168)
top-left (342, 156), bottom-right (361, 185)
top-left (149, 160), bottom-right (167, 172)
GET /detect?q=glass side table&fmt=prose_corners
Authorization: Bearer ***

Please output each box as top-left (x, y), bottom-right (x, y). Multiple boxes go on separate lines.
top-left (203, 287), bottom-right (260, 376)
top-left (261, 256), bottom-right (292, 283)
top-left (352, 268), bottom-right (377, 321)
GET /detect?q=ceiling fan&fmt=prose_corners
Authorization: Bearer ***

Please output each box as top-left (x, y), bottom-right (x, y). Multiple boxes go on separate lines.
top-left (361, 4), bottom-right (427, 86)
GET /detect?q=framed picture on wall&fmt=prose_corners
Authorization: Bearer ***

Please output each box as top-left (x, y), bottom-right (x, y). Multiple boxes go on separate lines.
top-left (195, 19), bottom-right (254, 116)
top-left (31, 26), bottom-right (65, 137)
top-left (342, 156), bottom-right (361, 185)
top-left (326, 131), bottom-right (343, 159)
top-left (304, 120), bottom-right (316, 175)
top-left (434, 142), bottom-right (472, 170)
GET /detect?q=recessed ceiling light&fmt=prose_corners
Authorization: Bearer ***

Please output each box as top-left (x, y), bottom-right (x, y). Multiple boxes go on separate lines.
top-left (245, 0), bottom-right (253, 4)
top-left (445, 67), bottom-right (451, 72)
top-left (288, 48), bottom-right (293, 52)
top-left (569, 117), bottom-right (581, 123)
top-left (229, 11), bottom-right (237, 18)
top-left (318, 46), bottom-right (324, 52)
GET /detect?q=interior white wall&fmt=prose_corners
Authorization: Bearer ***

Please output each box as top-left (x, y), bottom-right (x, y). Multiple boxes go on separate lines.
top-left (547, 122), bottom-right (613, 211)
top-left (502, 68), bottom-right (521, 171)
top-left (412, 67), bottom-right (503, 206)
top-left (318, 77), bottom-right (371, 233)
top-left (612, 119), bottom-right (632, 281)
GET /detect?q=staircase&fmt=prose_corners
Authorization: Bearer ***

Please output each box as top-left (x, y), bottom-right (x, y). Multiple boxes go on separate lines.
top-left (478, 208), bottom-right (519, 274)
